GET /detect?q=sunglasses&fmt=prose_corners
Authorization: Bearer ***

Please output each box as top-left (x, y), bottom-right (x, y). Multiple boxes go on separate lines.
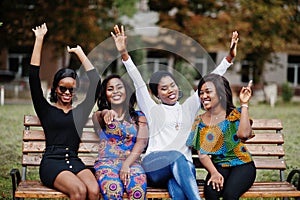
top-left (58, 86), bottom-right (76, 93)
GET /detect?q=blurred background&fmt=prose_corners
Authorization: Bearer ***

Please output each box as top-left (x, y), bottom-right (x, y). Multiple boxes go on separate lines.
top-left (1, 1), bottom-right (300, 199)
top-left (1, 0), bottom-right (300, 105)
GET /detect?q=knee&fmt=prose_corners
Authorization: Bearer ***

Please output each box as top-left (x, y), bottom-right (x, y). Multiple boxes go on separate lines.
top-left (169, 150), bottom-right (184, 158)
top-left (222, 191), bottom-right (238, 200)
top-left (87, 182), bottom-right (100, 200)
top-left (204, 184), bottom-right (220, 199)
top-left (127, 185), bottom-right (146, 200)
top-left (101, 180), bottom-right (123, 199)
top-left (70, 183), bottom-right (87, 200)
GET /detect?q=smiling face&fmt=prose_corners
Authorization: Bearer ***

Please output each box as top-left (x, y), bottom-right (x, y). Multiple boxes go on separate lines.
top-left (55, 77), bottom-right (76, 105)
top-left (106, 78), bottom-right (126, 106)
top-left (199, 81), bottom-right (220, 110)
top-left (157, 76), bottom-right (179, 105)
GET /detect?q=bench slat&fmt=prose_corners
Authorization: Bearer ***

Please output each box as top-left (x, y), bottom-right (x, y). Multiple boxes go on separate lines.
top-left (22, 155), bottom-right (97, 166)
top-left (252, 119), bottom-right (283, 130)
top-left (253, 158), bottom-right (286, 169)
top-left (23, 141), bottom-right (99, 153)
top-left (15, 180), bottom-right (300, 199)
top-left (245, 133), bottom-right (284, 144)
top-left (23, 130), bottom-right (99, 142)
top-left (24, 154), bottom-right (287, 170)
top-left (246, 145), bottom-right (285, 156)
top-left (24, 115), bottom-right (94, 128)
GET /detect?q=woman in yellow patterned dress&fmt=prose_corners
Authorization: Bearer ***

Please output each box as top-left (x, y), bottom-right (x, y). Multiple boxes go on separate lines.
top-left (187, 74), bottom-right (256, 200)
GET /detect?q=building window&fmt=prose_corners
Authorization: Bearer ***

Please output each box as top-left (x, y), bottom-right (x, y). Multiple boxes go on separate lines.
top-left (8, 53), bottom-right (30, 78)
top-left (240, 60), bottom-right (254, 83)
top-left (287, 55), bottom-right (300, 86)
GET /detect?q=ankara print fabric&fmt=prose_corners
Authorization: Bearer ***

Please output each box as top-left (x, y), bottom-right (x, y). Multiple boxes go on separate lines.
top-left (94, 111), bottom-right (147, 200)
top-left (187, 108), bottom-right (253, 167)
top-left (94, 160), bottom-right (146, 200)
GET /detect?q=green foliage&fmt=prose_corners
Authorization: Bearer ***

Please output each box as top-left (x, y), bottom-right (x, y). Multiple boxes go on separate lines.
top-left (148, 0), bottom-right (300, 85)
top-left (113, 0), bottom-right (138, 17)
top-left (0, 0), bottom-right (139, 54)
top-left (282, 82), bottom-right (294, 102)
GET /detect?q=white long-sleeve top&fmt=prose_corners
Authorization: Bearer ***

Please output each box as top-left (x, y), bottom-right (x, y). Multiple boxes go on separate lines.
top-left (122, 57), bottom-right (232, 162)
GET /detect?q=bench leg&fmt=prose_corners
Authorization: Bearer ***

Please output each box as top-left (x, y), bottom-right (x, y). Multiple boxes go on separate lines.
top-left (286, 169), bottom-right (300, 200)
top-left (10, 168), bottom-right (21, 200)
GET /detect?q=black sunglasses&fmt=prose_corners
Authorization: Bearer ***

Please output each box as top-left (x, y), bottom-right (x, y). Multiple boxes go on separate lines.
top-left (58, 86), bottom-right (76, 93)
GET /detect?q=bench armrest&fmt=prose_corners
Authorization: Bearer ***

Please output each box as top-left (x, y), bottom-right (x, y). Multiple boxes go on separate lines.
top-left (287, 169), bottom-right (300, 191)
top-left (10, 168), bottom-right (21, 200)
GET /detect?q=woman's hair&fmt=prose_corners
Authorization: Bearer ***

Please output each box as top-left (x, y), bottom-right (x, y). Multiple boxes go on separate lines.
top-left (197, 73), bottom-right (235, 116)
top-left (149, 70), bottom-right (178, 97)
top-left (96, 74), bottom-right (138, 124)
top-left (49, 68), bottom-right (78, 103)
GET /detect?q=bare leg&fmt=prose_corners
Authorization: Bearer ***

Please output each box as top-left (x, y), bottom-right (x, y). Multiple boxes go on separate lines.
top-left (77, 169), bottom-right (100, 200)
top-left (54, 171), bottom-right (87, 200)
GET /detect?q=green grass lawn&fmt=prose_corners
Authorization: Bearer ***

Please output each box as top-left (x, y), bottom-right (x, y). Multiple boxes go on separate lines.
top-left (0, 102), bottom-right (299, 199)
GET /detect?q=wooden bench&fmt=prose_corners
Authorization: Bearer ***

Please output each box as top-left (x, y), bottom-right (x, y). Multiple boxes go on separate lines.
top-left (10, 115), bottom-right (300, 199)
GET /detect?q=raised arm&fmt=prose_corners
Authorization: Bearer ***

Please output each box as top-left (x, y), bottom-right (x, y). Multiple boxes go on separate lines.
top-left (30, 23), bottom-right (48, 66)
top-left (111, 25), bottom-right (129, 61)
top-left (237, 80), bottom-right (253, 139)
top-left (67, 45), bottom-right (94, 71)
top-left (111, 25), bottom-right (157, 117)
top-left (225, 31), bottom-right (239, 63)
top-left (212, 31), bottom-right (239, 75)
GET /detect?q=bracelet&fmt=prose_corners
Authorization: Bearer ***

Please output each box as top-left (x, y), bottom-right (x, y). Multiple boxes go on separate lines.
top-left (241, 104), bottom-right (249, 108)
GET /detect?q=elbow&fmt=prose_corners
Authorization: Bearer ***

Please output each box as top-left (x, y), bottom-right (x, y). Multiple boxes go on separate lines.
top-left (238, 127), bottom-right (252, 140)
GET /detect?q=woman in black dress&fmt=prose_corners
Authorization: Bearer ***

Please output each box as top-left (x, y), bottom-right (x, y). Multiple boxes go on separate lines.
top-left (29, 23), bottom-right (100, 200)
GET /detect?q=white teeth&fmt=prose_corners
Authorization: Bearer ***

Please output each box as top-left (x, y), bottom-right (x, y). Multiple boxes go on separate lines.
top-left (63, 96), bottom-right (71, 101)
top-left (169, 94), bottom-right (176, 99)
top-left (112, 96), bottom-right (121, 100)
top-left (202, 100), bottom-right (210, 104)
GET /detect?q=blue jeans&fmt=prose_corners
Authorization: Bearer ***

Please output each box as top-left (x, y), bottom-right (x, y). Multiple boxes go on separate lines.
top-left (142, 150), bottom-right (201, 200)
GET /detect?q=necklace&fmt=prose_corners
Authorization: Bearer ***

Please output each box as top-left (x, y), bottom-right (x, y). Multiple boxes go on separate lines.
top-left (175, 122), bottom-right (179, 130)
top-left (206, 112), bottom-right (226, 124)
top-left (175, 107), bottom-right (181, 130)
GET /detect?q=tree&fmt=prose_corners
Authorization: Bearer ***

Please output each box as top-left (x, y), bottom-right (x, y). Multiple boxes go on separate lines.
top-left (0, 0), bottom-right (139, 61)
top-left (148, 0), bottom-right (300, 84)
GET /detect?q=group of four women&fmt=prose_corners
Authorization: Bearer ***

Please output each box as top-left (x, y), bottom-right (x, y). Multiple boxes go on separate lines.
top-left (30, 23), bottom-right (256, 200)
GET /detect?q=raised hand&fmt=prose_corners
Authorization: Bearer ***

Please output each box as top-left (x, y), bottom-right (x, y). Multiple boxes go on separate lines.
top-left (229, 31), bottom-right (239, 59)
top-left (111, 25), bottom-right (127, 54)
top-left (32, 23), bottom-right (47, 38)
top-left (239, 80), bottom-right (252, 104)
top-left (67, 45), bottom-right (83, 54)
top-left (67, 45), bottom-right (94, 71)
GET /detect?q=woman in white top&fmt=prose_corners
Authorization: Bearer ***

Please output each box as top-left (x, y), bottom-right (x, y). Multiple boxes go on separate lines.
top-left (111, 25), bottom-right (238, 200)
